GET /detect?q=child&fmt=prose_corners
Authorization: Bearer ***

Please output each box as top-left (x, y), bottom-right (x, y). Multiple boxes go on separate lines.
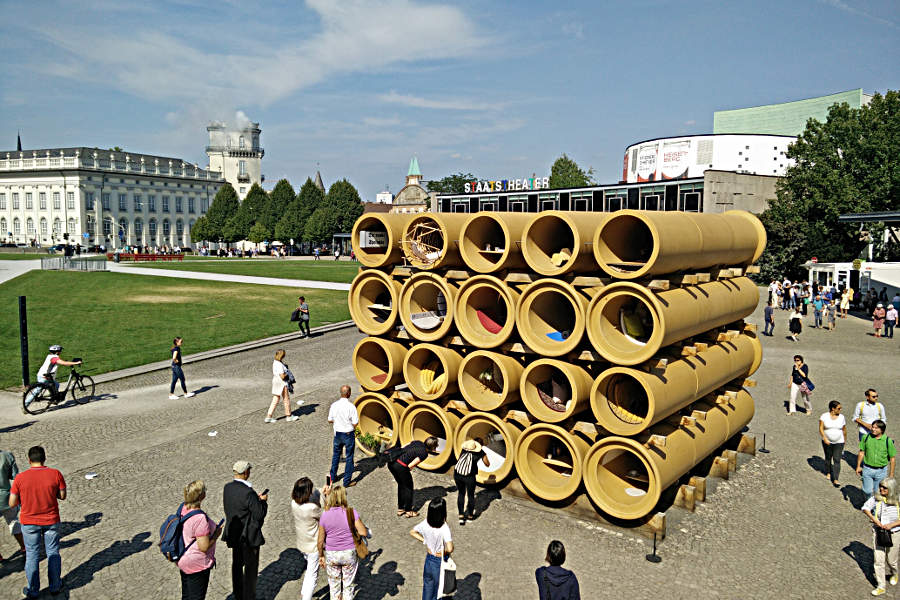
top-left (826, 299), bottom-right (837, 331)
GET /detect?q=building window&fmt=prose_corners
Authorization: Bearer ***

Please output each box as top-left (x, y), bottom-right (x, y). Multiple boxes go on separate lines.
top-left (25, 193), bottom-right (33, 209)
top-left (175, 197), bottom-right (183, 213)
top-left (40, 218), bottom-right (48, 236)
top-left (605, 190), bottom-right (626, 212)
top-left (0, 194), bottom-right (5, 210)
top-left (12, 193), bottom-right (20, 209)
top-left (679, 183), bottom-right (703, 212)
top-left (103, 219), bottom-right (112, 236)
top-left (53, 192), bottom-right (61, 210)
top-left (239, 136), bottom-right (245, 149)
top-left (26, 218), bottom-right (35, 235)
top-left (149, 219), bottom-right (157, 238)
top-left (162, 196), bottom-right (170, 212)
top-left (162, 219), bottom-right (171, 237)
top-left (39, 192), bottom-right (47, 210)
top-left (176, 220), bottom-right (184, 237)
top-left (134, 195), bottom-right (142, 210)
top-left (67, 218), bottom-right (76, 234)
top-left (134, 218), bottom-right (143, 236)
top-left (14, 218), bottom-right (21, 235)
top-left (239, 160), bottom-right (246, 175)
top-left (148, 195), bottom-right (156, 212)
top-left (53, 219), bottom-right (61, 235)
top-left (240, 187), bottom-right (246, 195)
top-left (102, 193), bottom-right (110, 210)
top-left (119, 193), bottom-right (128, 211)
top-left (67, 192), bottom-right (75, 209)
top-left (188, 198), bottom-right (195, 213)
top-left (201, 198), bottom-right (208, 212)
top-left (0, 218), bottom-right (6, 234)
top-left (85, 217), bottom-right (94, 235)
top-left (85, 193), bottom-right (94, 210)
top-left (571, 192), bottom-right (591, 211)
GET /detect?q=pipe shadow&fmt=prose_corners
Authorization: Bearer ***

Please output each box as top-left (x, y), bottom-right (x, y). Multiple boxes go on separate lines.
top-left (843, 540), bottom-right (877, 586)
top-left (0, 421), bottom-right (36, 433)
top-left (355, 548), bottom-right (406, 600)
top-left (412, 485), bottom-right (452, 513)
top-left (59, 531), bottom-right (153, 594)
top-left (256, 547), bottom-right (302, 599)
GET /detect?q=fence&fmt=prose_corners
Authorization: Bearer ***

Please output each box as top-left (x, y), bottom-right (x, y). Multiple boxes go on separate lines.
top-left (41, 257), bottom-right (108, 272)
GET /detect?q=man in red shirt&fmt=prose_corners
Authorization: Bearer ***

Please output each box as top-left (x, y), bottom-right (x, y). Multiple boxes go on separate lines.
top-left (9, 446), bottom-right (66, 598)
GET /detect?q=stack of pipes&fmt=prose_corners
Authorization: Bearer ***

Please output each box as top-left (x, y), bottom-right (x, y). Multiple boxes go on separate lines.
top-left (349, 209), bottom-right (765, 521)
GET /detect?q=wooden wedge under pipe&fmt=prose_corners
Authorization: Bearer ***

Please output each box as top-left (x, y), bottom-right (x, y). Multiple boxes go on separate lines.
top-left (521, 211), bottom-right (607, 276)
top-left (453, 411), bottom-right (529, 485)
top-left (459, 212), bottom-right (531, 273)
top-left (455, 275), bottom-right (520, 348)
top-left (586, 277), bottom-right (759, 365)
top-left (399, 400), bottom-right (465, 470)
top-left (516, 279), bottom-right (594, 357)
top-left (354, 392), bottom-right (410, 456)
top-left (458, 350), bottom-right (524, 411)
top-left (582, 390), bottom-right (755, 520)
top-left (352, 337), bottom-right (407, 392)
top-left (352, 213), bottom-right (413, 268)
top-left (348, 269), bottom-right (403, 336)
top-left (400, 213), bottom-right (469, 270)
top-left (402, 343), bottom-right (464, 401)
top-left (399, 272), bottom-right (459, 342)
top-left (514, 423), bottom-right (596, 502)
top-left (593, 209), bottom-right (767, 279)
top-left (590, 332), bottom-right (762, 436)
top-left (520, 359), bottom-right (593, 423)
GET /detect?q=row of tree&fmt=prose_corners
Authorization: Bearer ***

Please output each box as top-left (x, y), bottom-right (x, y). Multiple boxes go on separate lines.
top-left (191, 178), bottom-right (364, 246)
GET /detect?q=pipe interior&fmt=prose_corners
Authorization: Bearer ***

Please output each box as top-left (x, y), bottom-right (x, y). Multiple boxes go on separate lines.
top-left (525, 364), bottom-right (573, 414)
top-left (595, 447), bottom-right (653, 505)
top-left (357, 277), bottom-right (393, 324)
top-left (463, 287), bottom-right (509, 336)
top-left (407, 281), bottom-right (448, 331)
top-left (523, 432), bottom-right (575, 483)
top-left (463, 217), bottom-right (506, 268)
top-left (355, 341), bottom-right (391, 386)
top-left (356, 218), bottom-right (390, 258)
top-left (461, 422), bottom-right (507, 474)
top-left (460, 355), bottom-right (505, 404)
top-left (526, 289), bottom-right (576, 343)
top-left (596, 293), bottom-right (655, 353)
top-left (597, 216), bottom-right (653, 272)
top-left (406, 347), bottom-right (446, 394)
top-left (358, 403), bottom-right (394, 441)
top-left (409, 410), bottom-right (449, 455)
top-left (601, 373), bottom-right (649, 425)
top-left (407, 217), bottom-right (446, 264)
top-left (526, 216), bottom-right (575, 270)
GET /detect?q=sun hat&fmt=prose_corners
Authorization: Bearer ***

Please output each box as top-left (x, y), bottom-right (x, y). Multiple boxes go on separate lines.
top-left (232, 460), bottom-right (252, 473)
top-left (461, 439), bottom-right (483, 453)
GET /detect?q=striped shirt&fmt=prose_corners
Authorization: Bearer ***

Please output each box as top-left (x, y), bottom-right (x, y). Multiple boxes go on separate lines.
top-left (863, 497), bottom-right (900, 533)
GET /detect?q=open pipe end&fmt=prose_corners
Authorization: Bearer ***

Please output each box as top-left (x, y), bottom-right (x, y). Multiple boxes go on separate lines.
top-left (520, 361), bottom-right (588, 423)
top-left (586, 285), bottom-right (662, 365)
top-left (400, 403), bottom-right (458, 470)
top-left (355, 393), bottom-right (399, 456)
top-left (593, 212), bottom-right (658, 279)
top-left (517, 281), bottom-right (585, 357)
top-left (459, 352), bottom-right (519, 411)
top-left (454, 412), bottom-right (519, 485)
top-left (352, 214), bottom-right (398, 268)
top-left (403, 344), bottom-right (459, 400)
top-left (583, 438), bottom-right (661, 521)
top-left (349, 270), bottom-right (399, 336)
top-left (514, 424), bottom-right (585, 502)
top-left (590, 369), bottom-right (654, 436)
top-left (352, 338), bottom-right (404, 391)
top-left (460, 214), bottom-right (513, 273)
top-left (522, 213), bottom-right (580, 275)
top-left (399, 274), bottom-right (455, 342)
top-left (456, 276), bottom-right (516, 347)
top-left (402, 215), bottom-right (449, 269)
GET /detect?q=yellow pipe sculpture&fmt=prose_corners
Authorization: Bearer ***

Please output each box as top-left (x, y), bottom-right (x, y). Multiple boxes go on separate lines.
top-left (521, 211), bottom-right (607, 276)
top-left (399, 401), bottom-right (464, 470)
top-left (459, 212), bottom-right (532, 273)
top-left (351, 213), bottom-right (413, 268)
top-left (458, 350), bottom-right (524, 411)
top-left (352, 337), bottom-right (407, 392)
top-left (400, 213), bottom-right (469, 270)
top-left (348, 269), bottom-right (403, 336)
top-left (403, 343), bottom-right (464, 401)
top-left (453, 411), bottom-right (529, 484)
top-left (454, 275), bottom-right (520, 348)
top-left (399, 272), bottom-right (458, 342)
top-left (514, 423), bottom-right (595, 501)
top-left (520, 359), bottom-right (593, 423)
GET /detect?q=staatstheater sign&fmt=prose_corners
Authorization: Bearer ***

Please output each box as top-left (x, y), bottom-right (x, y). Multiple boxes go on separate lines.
top-left (464, 176), bottom-right (550, 194)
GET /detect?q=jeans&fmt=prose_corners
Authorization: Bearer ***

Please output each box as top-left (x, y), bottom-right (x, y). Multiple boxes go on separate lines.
top-left (814, 309), bottom-right (822, 327)
top-left (301, 550), bottom-right (320, 600)
top-left (388, 460), bottom-right (414, 511)
top-left (299, 319), bottom-right (310, 337)
top-left (171, 364), bottom-right (187, 394)
top-left (422, 553), bottom-right (441, 600)
top-left (180, 566), bottom-right (211, 600)
top-left (454, 471), bottom-right (476, 518)
top-left (862, 464), bottom-right (889, 498)
top-left (24, 376), bottom-right (54, 407)
top-left (230, 542), bottom-right (260, 600)
top-left (763, 320), bottom-right (774, 336)
top-left (330, 432), bottom-right (356, 487)
top-left (822, 441), bottom-right (843, 483)
top-left (886, 320), bottom-right (896, 338)
top-left (22, 523), bottom-right (62, 596)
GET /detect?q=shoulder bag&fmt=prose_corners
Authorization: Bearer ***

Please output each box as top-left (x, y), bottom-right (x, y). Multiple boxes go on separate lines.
top-left (877, 501), bottom-right (895, 548)
top-left (441, 556), bottom-right (457, 595)
top-left (346, 507), bottom-right (369, 559)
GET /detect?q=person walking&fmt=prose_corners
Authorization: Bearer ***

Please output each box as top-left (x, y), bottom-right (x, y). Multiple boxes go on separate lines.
top-left (841, 287), bottom-right (853, 318)
top-left (854, 389), bottom-right (887, 442)
top-left (267, 350), bottom-right (299, 423)
top-left (789, 306), bottom-right (803, 341)
top-left (297, 296), bottom-right (311, 339)
top-left (409, 498), bottom-right (453, 600)
top-left (535, 540), bottom-right (581, 600)
top-left (826, 299), bottom-right (837, 331)
top-left (317, 484), bottom-right (369, 600)
top-left (812, 294), bottom-right (825, 328)
top-left (169, 337), bottom-right (195, 400)
top-left (819, 401), bottom-right (847, 487)
top-left (223, 461), bottom-right (268, 600)
top-left (863, 477), bottom-right (900, 596)
top-left (892, 292), bottom-right (900, 312)
top-left (292, 477), bottom-right (331, 600)
top-left (329, 385), bottom-right (359, 488)
top-left (763, 301), bottom-right (775, 336)
top-left (788, 355), bottom-right (813, 415)
top-left (334, 248), bottom-right (341, 261)
top-left (314, 248), bottom-right (320, 261)
top-left (454, 438), bottom-right (489, 525)
top-left (0, 448), bottom-right (25, 560)
top-left (874, 304), bottom-right (887, 338)
top-left (886, 305), bottom-right (898, 339)
top-left (388, 437), bottom-right (439, 518)
top-left (8, 446), bottom-right (66, 598)
top-left (857, 421), bottom-right (897, 499)
top-left (177, 480), bottom-right (222, 600)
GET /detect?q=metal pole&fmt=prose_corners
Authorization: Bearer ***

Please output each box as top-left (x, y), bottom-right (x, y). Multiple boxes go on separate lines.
top-left (19, 296), bottom-right (29, 386)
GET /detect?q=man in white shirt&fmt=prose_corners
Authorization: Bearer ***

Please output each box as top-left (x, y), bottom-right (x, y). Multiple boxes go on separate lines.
top-left (328, 385), bottom-right (359, 487)
top-left (854, 389), bottom-right (886, 442)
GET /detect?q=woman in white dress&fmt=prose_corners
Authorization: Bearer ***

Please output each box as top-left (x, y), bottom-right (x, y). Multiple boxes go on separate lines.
top-left (266, 349), bottom-right (299, 423)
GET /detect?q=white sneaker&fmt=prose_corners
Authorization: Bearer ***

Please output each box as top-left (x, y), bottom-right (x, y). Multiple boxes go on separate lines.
top-left (264, 417), bottom-right (276, 423)
top-left (184, 392), bottom-right (195, 398)
top-left (296, 399), bottom-right (305, 406)
top-left (872, 588), bottom-right (886, 596)
top-left (286, 415), bottom-right (300, 422)
top-left (168, 395), bottom-right (179, 400)
top-left (891, 574), bottom-right (898, 586)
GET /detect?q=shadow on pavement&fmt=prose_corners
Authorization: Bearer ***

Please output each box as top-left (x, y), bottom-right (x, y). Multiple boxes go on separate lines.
top-left (59, 531), bottom-right (152, 594)
top-left (351, 456), bottom-right (382, 486)
top-left (0, 513), bottom-right (103, 581)
top-left (843, 540), bottom-right (876, 586)
top-left (473, 488), bottom-right (502, 518)
top-left (0, 421), bottom-right (36, 434)
top-left (191, 385), bottom-right (220, 395)
top-left (842, 484), bottom-right (867, 509)
top-left (807, 456), bottom-right (828, 477)
top-left (289, 403), bottom-right (319, 419)
top-left (457, 572), bottom-right (483, 600)
top-left (412, 485), bottom-right (452, 513)
top-left (356, 548), bottom-right (405, 600)
top-left (257, 547), bottom-right (302, 599)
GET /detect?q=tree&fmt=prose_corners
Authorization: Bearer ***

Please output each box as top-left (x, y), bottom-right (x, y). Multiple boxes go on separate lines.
top-left (426, 172), bottom-right (476, 195)
top-left (247, 221), bottom-right (269, 244)
top-left (274, 177), bottom-right (323, 244)
top-left (227, 183), bottom-right (270, 241)
top-left (548, 154), bottom-right (594, 189)
top-left (266, 179), bottom-right (295, 233)
top-left (204, 183), bottom-right (240, 242)
top-left (758, 90), bottom-right (900, 280)
top-left (303, 179), bottom-right (364, 243)
top-left (189, 215), bottom-right (211, 243)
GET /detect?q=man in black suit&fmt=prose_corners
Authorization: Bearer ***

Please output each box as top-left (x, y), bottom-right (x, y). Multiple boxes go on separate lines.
top-left (223, 460), bottom-right (268, 600)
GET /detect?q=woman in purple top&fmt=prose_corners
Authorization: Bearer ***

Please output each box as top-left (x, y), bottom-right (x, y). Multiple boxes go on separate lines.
top-left (317, 485), bottom-right (369, 600)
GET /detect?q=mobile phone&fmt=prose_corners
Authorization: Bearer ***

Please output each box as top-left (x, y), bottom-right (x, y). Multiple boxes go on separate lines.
top-left (217, 518), bottom-right (225, 529)
top-left (261, 488), bottom-right (269, 496)
top-left (326, 475), bottom-right (332, 486)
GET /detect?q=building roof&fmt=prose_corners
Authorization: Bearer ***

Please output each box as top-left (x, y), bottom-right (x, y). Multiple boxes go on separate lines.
top-left (363, 202), bottom-right (392, 214)
top-left (314, 170), bottom-right (325, 192)
top-left (838, 211), bottom-right (900, 225)
top-left (1, 146), bottom-right (200, 165)
top-left (407, 157), bottom-right (421, 177)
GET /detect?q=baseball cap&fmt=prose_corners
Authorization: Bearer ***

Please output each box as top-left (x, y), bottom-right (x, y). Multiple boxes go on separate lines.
top-left (232, 460), bottom-right (252, 473)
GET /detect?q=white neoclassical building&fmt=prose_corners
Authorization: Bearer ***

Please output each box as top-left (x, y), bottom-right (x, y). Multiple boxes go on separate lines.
top-left (0, 148), bottom-right (224, 249)
top-left (206, 120), bottom-right (264, 200)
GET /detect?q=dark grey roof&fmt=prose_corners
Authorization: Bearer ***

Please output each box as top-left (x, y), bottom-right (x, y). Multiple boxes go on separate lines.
top-left (838, 211), bottom-right (900, 224)
top-left (1, 147), bottom-right (200, 165)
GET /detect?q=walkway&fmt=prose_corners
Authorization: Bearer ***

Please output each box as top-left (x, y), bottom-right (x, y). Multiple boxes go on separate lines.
top-left (108, 263), bottom-right (351, 290)
top-left (0, 259), bottom-right (41, 285)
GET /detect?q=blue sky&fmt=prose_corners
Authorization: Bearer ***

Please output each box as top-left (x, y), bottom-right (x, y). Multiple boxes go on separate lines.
top-left (1, 0), bottom-right (897, 200)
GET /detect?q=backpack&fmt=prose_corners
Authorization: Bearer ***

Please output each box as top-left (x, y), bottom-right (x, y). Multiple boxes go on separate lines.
top-left (455, 451), bottom-right (477, 477)
top-left (159, 503), bottom-right (203, 563)
top-left (857, 401), bottom-right (885, 421)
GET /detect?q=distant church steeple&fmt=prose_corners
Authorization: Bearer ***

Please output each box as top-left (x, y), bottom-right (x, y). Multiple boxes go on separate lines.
top-left (17, 131), bottom-right (22, 152)
top-left (406, 156), bottom-right (422, 186)
top-left (314, 170), bottom-right (325, 193)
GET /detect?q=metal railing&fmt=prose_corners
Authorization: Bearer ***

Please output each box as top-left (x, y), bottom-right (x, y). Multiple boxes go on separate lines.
top-left (41, 257), bottom-right (108, 272)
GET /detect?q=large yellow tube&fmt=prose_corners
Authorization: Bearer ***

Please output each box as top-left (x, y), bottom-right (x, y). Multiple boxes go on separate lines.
top-left (521, 211), bottom-right (607, 276)
top-left (453, 411), bottom-right (528, 484)
top-left (458, 350), bottom-right (524, 411)
top-left (400, 213), bottom-right (469, 270)
top-left (348, 269), bottom-right (402, 336)
top-left (402, 343), bottom-right (464, 401)
top-left (455, 275), bottom-right (520, 348)
top-left (586, 277), bottom-right (759, 365)
top-left (354, 392), bottom-right (409, 456)
top-left (520, 359), bottom-right (593, 423)
top-left (593, 210), bottom-right (767, 279)
top-left (352, 337), bottom-right (407, 391)
top-left (459, 212), bottom-right (532, 273)
top-left (516, 279), bottom-right (592, 356)
top-left (514, 423), bottom-right (594, 501)
top-left (399, 401), bottom-right (464, 470)
top-left (399, 272), bottom-right (458, 342)
top-left (590, 333), bottom-right (762, 436)
top-left (351, 213), bottom-right (413, 268)
top-left (583, 390), bottom-right (755, 520)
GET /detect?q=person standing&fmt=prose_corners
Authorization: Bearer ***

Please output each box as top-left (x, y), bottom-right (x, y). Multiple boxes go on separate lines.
top-left (169, 337), bottom-right (195, 400)
top-left (329, 385), bottom-right (359, 488)
top-left (317, 484), bottom-right (369, 600)
top-left (223, 461), bottom-right (268, 600)
top-left (292, 477), bottom-right (331, 600)
top-left (789, 306), bottom-right (803, 341)
top-left (0, 448), bottom-right (25, 560)
top-left (819, 401), bottom-right (847, 487)
top-left (409, 498), bottom-right (453, 600)
top-left (874, 304), bottom-right (887, 338)
top-left (885, 305), bottom-right (898, 339)
top-left (334, 248), bottom-right (341, 261)
top-left (266, 350), bottom-right (299, 423)
top-left (314, 248), bottom-right (320, 261)
top-left (863, 477), bottom-right (900, 596)
top-left (177, 480), bottom-right (221, 600)
top-left (388, 437), bottom-right (439, 518)
top-left (855, 389), bottom-right (887, 442)
top-left (297, 296), bottom-right (311, 339)
top-left (841, 287), bottom-right (853, 318)
top-left (763, 301), bottom-right (775, 336)
top-left (857, 421), bottom-right (897, 499)
top-left (535, 540), bottom-right (581, 600)
top-left (454, 439), bottom-right (489, 525)
top-left (826, 299), bottom-right (837, 331)
top-left (812, 294), bottom-right (825, 328)
top-left (788, 355), bottom-right (813, 415)
top-left (8, 446), bottom-right (66, 598)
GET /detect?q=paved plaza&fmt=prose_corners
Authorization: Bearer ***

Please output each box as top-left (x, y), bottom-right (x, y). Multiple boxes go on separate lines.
top-left (0, 290), bottom-right (896, 599)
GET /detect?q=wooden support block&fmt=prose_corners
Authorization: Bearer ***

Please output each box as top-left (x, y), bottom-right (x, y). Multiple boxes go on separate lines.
top-left (746, 265), bottom-right (761, 274)
top-left (572, 421), bottom-right (600, 438)
top-left (679, 415), bottom-right (697, 428)
top-left (392, 390), bottom-right (414, 401)
top-left (669, 273), bottom-right (698, 286)
top-left (504, 272), bottom-right (537, 284)
top-left (643, 357), bottom-right (669, 371)
top-left (391, 266), bottom-right (412, 277)
top-left (690, 409), bottom-right (708, 422)
top-left (725, 329), bottom-right (741, 339)
top-left (680, 345), bottom-right (697, 357)
top-left (446, 399), bottom-right (470, 412)
top-left (570, 275), bottom-right (607, 288)
top-left (444, 269), bottom-right (471, 280)
top-left (501, 341), bottom-right (533, 355)
top-left (743, 322), bottom-right (758, 332)
top-left (695, 272), bottom-right (711, 283)
top-left (737, 433), bottom-right (757, 456)
top-left (694, 342), bottom-right (709, 352)
top-left (569, 348), bottom-right (604, 363)
top-left (741, 378), bottom-right (757, 388)
top-left (722, 449), bottom-right (738, 472)
top-left (646, 434), bottom-right (667, 448)
top-left (715, 331), bottom-right (730, 342)
top-left (688, 476), bottom-right (707, 501)
top-left (714, 394), bottom-right (730, 406)
top-left (391, 328), bottom-right (411, 340)
top-left (647, 512), bottom-right (666, 537)
top-left (674, 484), bottom-right (696, 512)
top-left (709, 456), bottom-right (730, 479)
top-left (505, 409), bottom-right (533, 428)
top-left (445, 335), bottom-right (465, 346)
top-left (724, 390), bottom-right (738, 399)
top-left (648, 279), bottom-right (670, 291)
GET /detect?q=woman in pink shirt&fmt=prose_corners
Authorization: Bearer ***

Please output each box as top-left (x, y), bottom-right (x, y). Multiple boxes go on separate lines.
top-left (178, 480), bottom-right (222, 600)
top-left (317, 485), bottom-right (369, 600)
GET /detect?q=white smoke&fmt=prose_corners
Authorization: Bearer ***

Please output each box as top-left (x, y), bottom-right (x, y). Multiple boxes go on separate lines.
top-left (234, 110), bottom-right (252, 131)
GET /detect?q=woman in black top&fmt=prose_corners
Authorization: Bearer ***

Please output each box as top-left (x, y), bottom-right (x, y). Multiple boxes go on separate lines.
top-left (169, 337), bottom-right (195, 400)
top-left (788, 354), bottom-right (812, 414)
top-left (389, 437), bottom-right (438, 518)
top-left (454, 438), bottom-right (489, 525)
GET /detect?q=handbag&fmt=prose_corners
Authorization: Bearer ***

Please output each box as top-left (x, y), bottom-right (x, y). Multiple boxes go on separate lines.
top-left (441, 556), bottom-right (457, 595)
top-left (290, 308), bottom-right (301, 322)
top-left (799, 380), bottom-right (814, 394)
top-left (877, 502), bottom-right (895, 548)
top-left (345, 507), bottom-right (369, 559)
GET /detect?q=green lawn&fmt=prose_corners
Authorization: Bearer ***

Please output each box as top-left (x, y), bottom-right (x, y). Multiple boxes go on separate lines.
top-left (121, 259), bottom-right (361, 283)
top-left (0, 271), bottom-right (350, 388)
top-left (0, 253), bottom-right (52, 260)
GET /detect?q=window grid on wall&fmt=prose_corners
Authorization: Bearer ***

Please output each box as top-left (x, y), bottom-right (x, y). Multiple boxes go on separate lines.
top-left (188, 198), bottom-right (195, 213)
top-left (148, 195), bottom-right (156, 212)
top-left (162, 196), bottom-right (170, 213)
top-left (67, 192), bottom-right (75, 210)
top-left (39, 193), bottom-right (47, 210)
top-left (0, 194), bottom-right (5, 210)
top-left (119, 194), bottom-right (128, 211)
top-left (175, 197), bottom-right (183, 213)
top-left (12, 193), bottom-right (20, 209)
top-left (25, 193), bottom-right (33, 209)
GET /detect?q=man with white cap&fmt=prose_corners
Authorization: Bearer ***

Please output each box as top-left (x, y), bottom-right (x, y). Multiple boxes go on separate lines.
top-left (223, 460), bottom-right (268, 600)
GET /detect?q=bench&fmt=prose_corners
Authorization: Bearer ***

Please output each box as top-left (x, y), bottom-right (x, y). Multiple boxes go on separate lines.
top-left (106, 253), bottom-right (185, 262)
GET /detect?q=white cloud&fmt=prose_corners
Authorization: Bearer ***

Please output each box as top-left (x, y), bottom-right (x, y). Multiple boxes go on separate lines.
top-left (378, 91), bottom-right (504, 111)
top-left (818, 0), bottom-right (898, 30)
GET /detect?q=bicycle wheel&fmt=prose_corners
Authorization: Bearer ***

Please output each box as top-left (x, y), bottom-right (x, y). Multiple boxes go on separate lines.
top-left (71, 375), bottom-right (95, 404)
top-left (23, 383), bottom-right (55, 414)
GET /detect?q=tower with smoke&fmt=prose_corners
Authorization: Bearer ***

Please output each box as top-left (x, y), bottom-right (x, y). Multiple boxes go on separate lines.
top-left (206, 111), bottom-right (264, 200)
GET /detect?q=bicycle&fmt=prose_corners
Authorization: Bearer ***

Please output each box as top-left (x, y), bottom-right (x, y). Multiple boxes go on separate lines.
top-left (22, 359), bottom-right (95, 414)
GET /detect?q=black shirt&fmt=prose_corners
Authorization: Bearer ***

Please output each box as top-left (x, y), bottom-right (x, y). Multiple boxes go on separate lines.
top-left (171, 346), bottom-right (182, 366)
top-left (791, 364), bottom-right (808, 385)
top-left (397, 441), bottom-right (429, 467)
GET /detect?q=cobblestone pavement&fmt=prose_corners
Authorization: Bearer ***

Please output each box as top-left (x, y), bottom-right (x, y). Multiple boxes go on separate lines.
top-left (0, 291), bottom-right (896, 599)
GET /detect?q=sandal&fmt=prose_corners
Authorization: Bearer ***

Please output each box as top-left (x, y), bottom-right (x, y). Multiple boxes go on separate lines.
top-left (404, 511), bottom-right (419, 518)
top-left (397, 510), bottom-right (406, 517)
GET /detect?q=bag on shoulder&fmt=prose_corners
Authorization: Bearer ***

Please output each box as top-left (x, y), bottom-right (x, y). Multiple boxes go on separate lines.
top-left (346, 507), bottom-right (369, 559)
top-left (877, 502), bottom-right (896, 547)
top-left (159, 503), bottom-right (203, 563)
top-left (441, 556), bottom-right (457, 595)
top-left (290, 309), bottom-right (301, 322)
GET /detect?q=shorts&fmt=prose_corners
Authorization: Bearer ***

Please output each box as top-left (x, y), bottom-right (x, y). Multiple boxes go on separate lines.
top-left (1, 504), bottom-right (21, 536)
